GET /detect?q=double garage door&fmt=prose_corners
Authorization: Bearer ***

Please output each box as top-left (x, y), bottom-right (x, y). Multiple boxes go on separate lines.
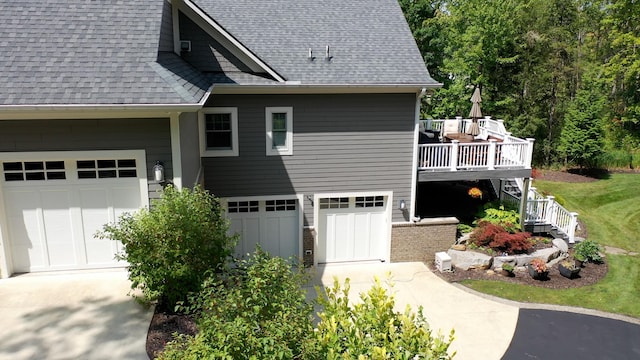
top-left (0, 151), bottom-right (147, 273)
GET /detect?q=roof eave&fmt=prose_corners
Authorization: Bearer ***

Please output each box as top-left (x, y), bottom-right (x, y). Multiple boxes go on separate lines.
top-left (211, 82), bottom-right (443, 95)
top-left (0, 103), bottom-right (205, 120)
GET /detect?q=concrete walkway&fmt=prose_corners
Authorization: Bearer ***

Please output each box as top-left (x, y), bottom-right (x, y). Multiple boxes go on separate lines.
top-left (307, 262), bottom-right (520, 360)
top-left (0, 269), bottom-right (153, 360)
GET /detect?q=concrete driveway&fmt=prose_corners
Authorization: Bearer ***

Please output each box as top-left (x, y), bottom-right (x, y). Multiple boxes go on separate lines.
top-left (0, 269), bottom-right (153, 360)
top-left (308, 262), bottom-right (520, 360)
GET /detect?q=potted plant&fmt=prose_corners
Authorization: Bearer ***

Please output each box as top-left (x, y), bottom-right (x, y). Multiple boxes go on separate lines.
top-left (501, 263), bottom-right (515, 277)
top-left (574, 239), bottom-right (603, 264)
top-left (574, 253), bottom-right (586, 268)
top-left (527, 258), bottom-right (548, 280)
top-left (558, 259), bottom-right (581, 279)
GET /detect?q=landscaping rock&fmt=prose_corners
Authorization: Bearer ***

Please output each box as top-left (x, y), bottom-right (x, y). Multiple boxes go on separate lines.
top-left (447, 249), bottom-right (492, 270)
top-left (493, 255), bottom-right (516, 270)
top-left (486, 270), bottom-right (495, 275)
top-left (514, 254), bottom-right (534, 267)
top-left (531, 247), bottom-right (561, 262)
top-left (457, 233), bottom-right (471, 244)
top-left (451, 244), bottom-right (466, 251)
top-left (552, 238), bottom-right (569, 253)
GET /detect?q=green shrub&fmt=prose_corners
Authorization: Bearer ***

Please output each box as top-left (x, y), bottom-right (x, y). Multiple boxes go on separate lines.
top-left (96, 185), bottom-right (237, 308)
top-left (475, 203), bottom-right (520, 233)
top-left (457, 223), bottom-right (475, 234)
top-left (159, 249), bottom-right (313, 360)
top-left (574, 239), bottom-right (603, 263)
top-left (303, 278), bottom-right (455, 360)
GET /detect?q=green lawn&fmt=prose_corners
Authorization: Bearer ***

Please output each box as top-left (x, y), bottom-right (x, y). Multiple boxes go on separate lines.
top-left (463, 173), bottom-right (640, 318)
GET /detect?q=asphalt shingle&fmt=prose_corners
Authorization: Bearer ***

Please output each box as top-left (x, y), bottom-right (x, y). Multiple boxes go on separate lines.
top-left (0, 0), bottom-right (209, 106)
top-left (193, 0), bottom-right (437, 86)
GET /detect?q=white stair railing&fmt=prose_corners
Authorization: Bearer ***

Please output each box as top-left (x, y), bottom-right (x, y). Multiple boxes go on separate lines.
top-left (523, 187), bottom-right (578, 243)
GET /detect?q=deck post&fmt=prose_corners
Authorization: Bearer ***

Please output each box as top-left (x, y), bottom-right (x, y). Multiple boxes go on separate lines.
top-left (487, 139), bottom-right (497, 170)
top-left (450, 140), bottom-right (459, 171)
top-left (519, 177), bottom-right (531, 231)
top-left (545, 196), bottom-right (556, 225)
top-left (568, 212), bottom-right (579, 243)
top-left (525, 138), bottom-right (535, 169)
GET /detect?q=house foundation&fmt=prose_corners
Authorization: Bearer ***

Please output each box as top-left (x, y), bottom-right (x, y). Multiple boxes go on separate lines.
top-left (390, 217), bottom-right (459, 262)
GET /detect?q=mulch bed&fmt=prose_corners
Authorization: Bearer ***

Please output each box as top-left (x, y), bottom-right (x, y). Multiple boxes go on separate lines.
top-left (145, 169), bottom-right (611, 358)
top-left (431, 258), bottom-right (608, 289)
top-left (146, 307), bottom-right (197, 359)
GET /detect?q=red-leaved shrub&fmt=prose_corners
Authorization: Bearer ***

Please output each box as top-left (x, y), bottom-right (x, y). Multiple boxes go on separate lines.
top-left (489, 231), bottom-right (533, 254)
top-left (469, 222), bottom-right (506, 247)
top-left (470, 221), bottom-right (533, 254)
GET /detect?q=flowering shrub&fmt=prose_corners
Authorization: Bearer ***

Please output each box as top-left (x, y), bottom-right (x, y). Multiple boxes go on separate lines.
top-left (529, 258), bottom-right (548, 273)
top-left (468, 187), bottom-right (483, 199)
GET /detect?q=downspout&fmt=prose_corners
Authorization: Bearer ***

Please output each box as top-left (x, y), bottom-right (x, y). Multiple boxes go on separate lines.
top-left (409, 88), bottom-right (427, 222)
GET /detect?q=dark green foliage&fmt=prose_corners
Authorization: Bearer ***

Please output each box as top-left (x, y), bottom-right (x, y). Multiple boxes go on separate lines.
top-left (475, 203), bottom-right (520, 233)
top-left (403, 0), bottom-right (640, 166)
top-left (574, 239), bottom-right (603, 263)
top-left (96, 185), bottom-right (237, 308)
top-left (160, 249), bottom-right (313, 360)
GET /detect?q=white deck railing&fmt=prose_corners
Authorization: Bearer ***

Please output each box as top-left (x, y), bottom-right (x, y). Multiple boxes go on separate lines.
top-left (524, 187), bottom-right (579, 243)
top-left (418, 117), bottom-right (534, 172)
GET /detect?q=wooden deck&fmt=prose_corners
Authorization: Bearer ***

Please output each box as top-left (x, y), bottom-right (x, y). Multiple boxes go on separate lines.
top-left (417, 118), bottom-right (534, 181)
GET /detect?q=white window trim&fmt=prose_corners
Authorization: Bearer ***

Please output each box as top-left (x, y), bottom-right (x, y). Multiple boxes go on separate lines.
top-left (265, 107), bottom-right (293, 156)
top-left (199, 107), bottom-right (239, 157)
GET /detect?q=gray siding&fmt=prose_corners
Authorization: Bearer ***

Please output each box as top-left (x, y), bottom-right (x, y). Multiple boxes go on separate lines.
top-left (0, 118), bottom-right (172, 200)
top-left (201, 93), bottom-right (416, 225)
top-left (179, 112), bottom-right (201, 188)
top-left (158, 1), bottom-right (175, 52)
top-left (178, 12), bottom-right (253, 73)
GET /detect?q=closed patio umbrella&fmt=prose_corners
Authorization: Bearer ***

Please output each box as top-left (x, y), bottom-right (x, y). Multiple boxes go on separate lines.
top-left (468, 87), bottom-right (482, 136)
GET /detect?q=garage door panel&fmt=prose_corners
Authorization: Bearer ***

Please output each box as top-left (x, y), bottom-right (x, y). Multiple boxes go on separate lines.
top-left (40, 190), bottom-right (76, 268)
top-left (6, 191), bottom-right (46, 271)
top-left (79, 188), bottom-right (116, 265)
top-left (230, 216), bottom-right (261, 257)
top-left (263, 214), bottom-right (298, 258)
top-left (353, 213), bottom-right (371, 259)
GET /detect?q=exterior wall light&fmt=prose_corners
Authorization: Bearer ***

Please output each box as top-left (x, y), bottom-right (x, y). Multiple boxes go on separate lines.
top-left (399, 199), bottom-right (406, 210)
top-left (153, 161), bottom-right (165, 182)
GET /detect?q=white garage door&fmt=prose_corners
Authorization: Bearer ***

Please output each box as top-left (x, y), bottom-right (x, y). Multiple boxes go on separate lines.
top-left (317, 195), bottom-right (389, 263)
top-left (227, 198), bottom-right (299, 259)
top-left (1, 151), bottom-right (147, 273)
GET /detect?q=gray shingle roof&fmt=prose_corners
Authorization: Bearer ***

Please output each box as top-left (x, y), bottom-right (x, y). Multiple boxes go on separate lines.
top-left (0, 0), bottom-right (211, 106)
top-left (192, 0), bottom-right (437, 86)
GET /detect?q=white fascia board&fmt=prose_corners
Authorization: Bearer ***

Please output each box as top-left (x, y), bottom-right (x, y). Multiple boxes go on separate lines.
top-left (178, 0), bottom-right (285, 82)
top-left (0, 104), bottom-right (204, 120)
top-left (211, 83), bottom-right (442, 95)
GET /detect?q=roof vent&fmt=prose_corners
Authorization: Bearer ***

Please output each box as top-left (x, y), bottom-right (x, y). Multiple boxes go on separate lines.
top-left (325, 45), bottom-right (333, 61)
top-left (180, 40), bottom-right (191, 53)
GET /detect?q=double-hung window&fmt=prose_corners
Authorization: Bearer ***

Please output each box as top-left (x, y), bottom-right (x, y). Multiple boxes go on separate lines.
top-left (265, 107), bottom-right (293, 156)
top-left (199, 107), bottom-right (239, 157)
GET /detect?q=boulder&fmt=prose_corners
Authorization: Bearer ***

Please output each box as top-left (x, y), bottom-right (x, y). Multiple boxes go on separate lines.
top-left (493, 255), bottom-right (516, 270)
top-left (514, 254), bottom-right (534, 267)
top-left (531, 247), bottom-right (561, 262)
top-left (552, 238), bottom-right (569, 253)
top-left (447, 249), bottom-right (492, 270)
top-left (451, 244), bottom-right (466, 251)
top-left (457, 233), bottom-right (471, 244)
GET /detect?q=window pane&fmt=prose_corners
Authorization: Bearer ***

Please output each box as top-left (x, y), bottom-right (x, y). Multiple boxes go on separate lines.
top-left (45, 161), bottom-right (65, 170)
top-left (272, 113), bottom-right (287, 131)
top-left (3, 162), bottom-right (22, 171)
top-left (77, 160), bottom-right (96, 169)
top-left (24, 162), bottom-right (44, 170)
top-left (272, 131), bottom-right (286, 147)
top-left (118, 159), bottom-right (136, 168)
top-left (25, 172), bottom-right (46, 180)
top-left (97, 160), bottom-right (116, 168)
top-left (206, 114), bottom-right (231, 131)
top-left (207, 132), bottom-right (232, 149)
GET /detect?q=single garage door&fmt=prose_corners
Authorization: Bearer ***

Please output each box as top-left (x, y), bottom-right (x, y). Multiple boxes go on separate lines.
top-left (227, 198), bottom-right (299, 259)
top-left (317, 195), bottom-right (389, 263)
top-left (1, 151), bottom-right (147, 273)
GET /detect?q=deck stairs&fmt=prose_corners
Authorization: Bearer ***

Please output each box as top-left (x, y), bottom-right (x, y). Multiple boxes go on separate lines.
top-left (494, 178), bottom-right (578, 243)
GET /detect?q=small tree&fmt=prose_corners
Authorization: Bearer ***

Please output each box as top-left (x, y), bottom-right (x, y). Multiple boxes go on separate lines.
top-left (96, 185), bottom-right (237, 308)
